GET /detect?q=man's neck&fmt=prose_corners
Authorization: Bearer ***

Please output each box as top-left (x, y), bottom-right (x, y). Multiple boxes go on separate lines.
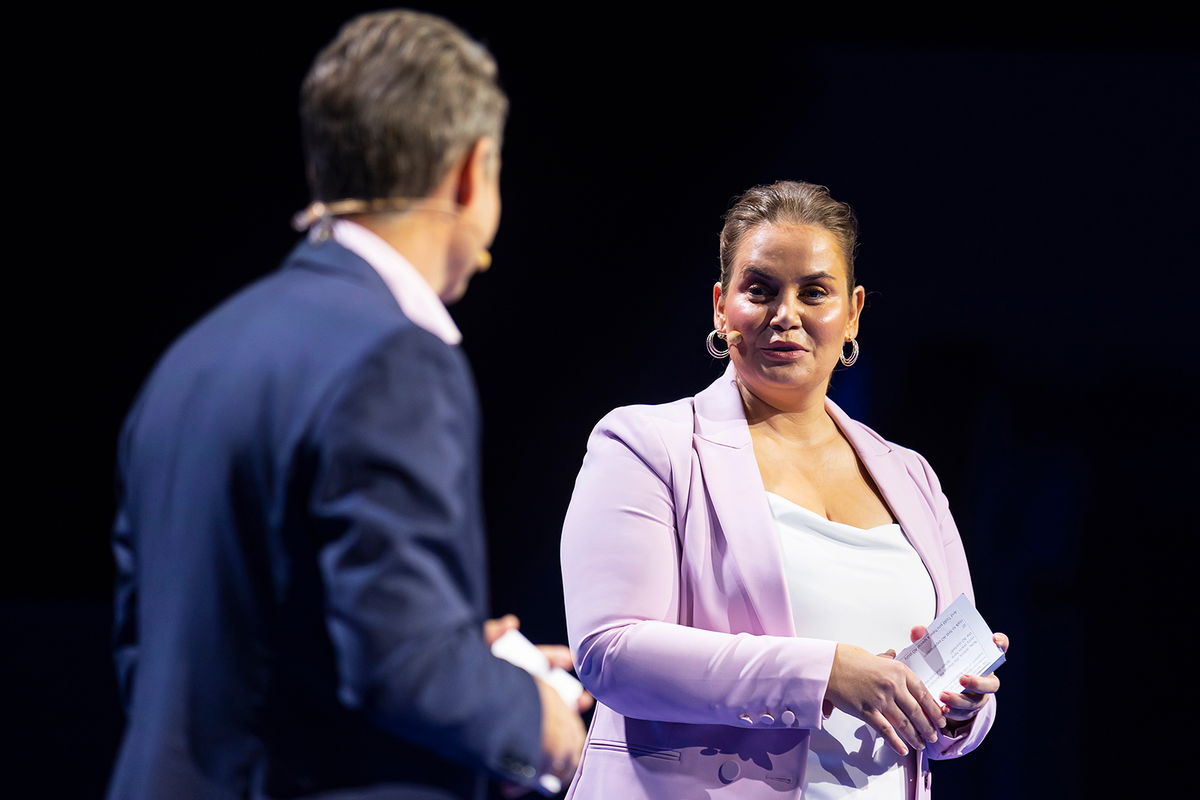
top-left (347, 205), bottom-right (457, 298)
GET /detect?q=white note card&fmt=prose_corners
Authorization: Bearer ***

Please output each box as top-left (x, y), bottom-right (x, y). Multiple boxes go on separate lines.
top-left (896, 594), bottom-right (1005, 697)
top-left (490, 629), bottom-right (584, 707)
top-left (490, 629), bottom-right (584, 796)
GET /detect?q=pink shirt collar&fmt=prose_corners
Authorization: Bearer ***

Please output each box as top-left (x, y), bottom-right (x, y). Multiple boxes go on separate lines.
top-left (319, 218), bottom-right (462, 346)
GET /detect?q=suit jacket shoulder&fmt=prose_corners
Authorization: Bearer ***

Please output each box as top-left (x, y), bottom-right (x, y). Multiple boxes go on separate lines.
top-left (588, 396), bottom-right (697, 483)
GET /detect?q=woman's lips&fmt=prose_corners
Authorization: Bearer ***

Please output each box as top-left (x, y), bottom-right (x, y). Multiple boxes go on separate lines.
top-left (760, 342), bottom-right (809, 361)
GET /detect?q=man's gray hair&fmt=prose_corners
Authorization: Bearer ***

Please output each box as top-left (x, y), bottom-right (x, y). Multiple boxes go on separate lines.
top-left (300, 9), bottom-right (508, 203)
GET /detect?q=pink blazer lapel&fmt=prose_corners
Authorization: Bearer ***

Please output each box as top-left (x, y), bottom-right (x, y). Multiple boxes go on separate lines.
top-left (825, 399), bottom-right (949, 611)
top-left (690, 366), bottom-right (951, 635)
top-left (691, 366), bottom-right (797, 637)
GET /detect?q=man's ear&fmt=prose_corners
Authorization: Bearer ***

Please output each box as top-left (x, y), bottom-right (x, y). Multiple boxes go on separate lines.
top-left (455, 137), bottom-right (493, 208)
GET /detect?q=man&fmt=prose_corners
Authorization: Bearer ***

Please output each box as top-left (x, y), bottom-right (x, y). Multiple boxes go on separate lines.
top-left (108, 10), bottom-right (583, 800)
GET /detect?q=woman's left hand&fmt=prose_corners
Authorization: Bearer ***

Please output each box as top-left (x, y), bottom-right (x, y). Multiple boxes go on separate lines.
top-left (909, 626), bottom-right (1009, 727)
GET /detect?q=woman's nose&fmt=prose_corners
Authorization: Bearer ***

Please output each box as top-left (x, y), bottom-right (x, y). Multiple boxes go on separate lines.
top-left (770, 297), bottom-right (802, 330)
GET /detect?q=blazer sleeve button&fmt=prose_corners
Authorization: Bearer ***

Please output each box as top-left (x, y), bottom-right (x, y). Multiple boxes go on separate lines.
top-left (758, 713), bottom-right (775, 725)
top-left (780, 709), bottom-right (797, 726)
top-left (718, 760), bottom-right (741, 783)
top-left (738, 713), bottom-right (753, 725)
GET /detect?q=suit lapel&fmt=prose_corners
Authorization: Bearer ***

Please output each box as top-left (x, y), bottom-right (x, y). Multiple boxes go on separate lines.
top-left (691, 366), bottom-right (797, 637)
top-left (825, 400), bottom-right (946, 611)
top-left (691, 367), bottom-right (948, 635)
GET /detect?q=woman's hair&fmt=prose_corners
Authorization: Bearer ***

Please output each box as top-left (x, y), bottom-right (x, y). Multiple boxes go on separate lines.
top-left (719, 181), bottom-right (859, 292)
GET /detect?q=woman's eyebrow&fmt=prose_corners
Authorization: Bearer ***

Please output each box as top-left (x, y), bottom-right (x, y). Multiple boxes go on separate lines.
top-left (742, 266), bottom-right (777, 281)
top-left (744, 266), bottom-right (836, 282)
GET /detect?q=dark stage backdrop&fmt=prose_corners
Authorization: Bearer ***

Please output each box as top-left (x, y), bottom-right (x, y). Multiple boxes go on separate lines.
top-left (14, 6), bottom-right (1196, 798)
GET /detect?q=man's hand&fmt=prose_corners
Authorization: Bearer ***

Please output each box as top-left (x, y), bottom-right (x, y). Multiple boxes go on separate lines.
top-left (486, 615), bottom-right (588, 796)
top-left (533, 643), bottom-right (594, 714)
top-left (535, 676), bottom-right (585, 788)
top-left (484, 614), bottom-right (594, 713)
top-left (483, 613), bottom-right (522, 645)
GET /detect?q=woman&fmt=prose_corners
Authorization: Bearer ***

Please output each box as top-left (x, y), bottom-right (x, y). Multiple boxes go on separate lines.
top-left (560, 181), bottom-right (1007, 799)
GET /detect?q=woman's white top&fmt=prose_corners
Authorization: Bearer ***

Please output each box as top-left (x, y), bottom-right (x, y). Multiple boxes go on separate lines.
top-left (766, 492), bottom-right (936, 800)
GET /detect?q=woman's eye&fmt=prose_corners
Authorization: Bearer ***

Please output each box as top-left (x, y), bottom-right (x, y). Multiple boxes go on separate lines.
top-left (747, 284), bottom-right (773, 299)
top-left (802, 287), bottom-right (829, 300)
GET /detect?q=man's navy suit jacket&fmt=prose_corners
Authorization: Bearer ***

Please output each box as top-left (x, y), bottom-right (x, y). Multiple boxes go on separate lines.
top-left (108, 238), bottom-right (542, 800)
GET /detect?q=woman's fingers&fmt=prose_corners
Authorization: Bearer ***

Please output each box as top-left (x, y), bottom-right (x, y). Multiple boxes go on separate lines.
top-left (941, 691), bottom-right (990, 720)
top-left (883, 672), bottom-right (945, 752)
top-left (937, 633), bottom-right (1007, 723)
top-left (867, 711), bottom-right (909, 756)
top-left (908, 676), bottom-right (947, 734)
top-left (892, 688), bottom-right (940, 748)
top-left (960, 672), bottom-right (1000, 694)
top-left (886, 706), bottom-right (926, 752)
top-left (880, 694), bottom-right (940, 754)
top-left (940, 673), bottom-right (995, 718)
top-left (826, 644), bottom-right (947, 754)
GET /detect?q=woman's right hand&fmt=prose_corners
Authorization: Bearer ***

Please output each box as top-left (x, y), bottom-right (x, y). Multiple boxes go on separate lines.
top-left (823, 643), bottom-right (947, 756)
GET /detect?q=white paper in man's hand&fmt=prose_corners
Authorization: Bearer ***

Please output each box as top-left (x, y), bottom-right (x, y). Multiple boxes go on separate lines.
top-left (896, 594), bottom-right (1005, 697)
top-left (490, 628), bottom-right (583, 706)
top-left (490, 629), bottom-right (584, 796)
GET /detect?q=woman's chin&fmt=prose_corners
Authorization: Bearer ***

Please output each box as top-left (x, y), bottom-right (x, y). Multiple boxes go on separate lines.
top-left (736, 360), bottom-right (828, 392)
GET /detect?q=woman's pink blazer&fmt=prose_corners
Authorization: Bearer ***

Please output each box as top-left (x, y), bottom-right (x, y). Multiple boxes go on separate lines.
top-left (560, 366), bottom-right (996, 799)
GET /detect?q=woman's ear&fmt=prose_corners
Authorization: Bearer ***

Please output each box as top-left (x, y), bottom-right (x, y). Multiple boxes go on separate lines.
top-left (846, 284), bottom-right (866, 339)
top-left (712, 282), bottom-right (725, 331)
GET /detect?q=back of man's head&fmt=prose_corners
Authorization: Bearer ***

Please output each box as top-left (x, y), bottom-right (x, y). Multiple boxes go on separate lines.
top-left (300, 10), bottom-right (507, 205)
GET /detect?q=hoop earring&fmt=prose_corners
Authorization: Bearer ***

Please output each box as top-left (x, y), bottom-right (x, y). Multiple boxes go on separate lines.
top-left (706, 329), bottom-right (730, 359)
top-left (840, 338), bottom-right (860, 367)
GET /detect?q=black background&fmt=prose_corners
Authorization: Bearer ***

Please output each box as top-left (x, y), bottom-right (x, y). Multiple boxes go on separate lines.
top-left (12, 5), bottom-right (1197, 798)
